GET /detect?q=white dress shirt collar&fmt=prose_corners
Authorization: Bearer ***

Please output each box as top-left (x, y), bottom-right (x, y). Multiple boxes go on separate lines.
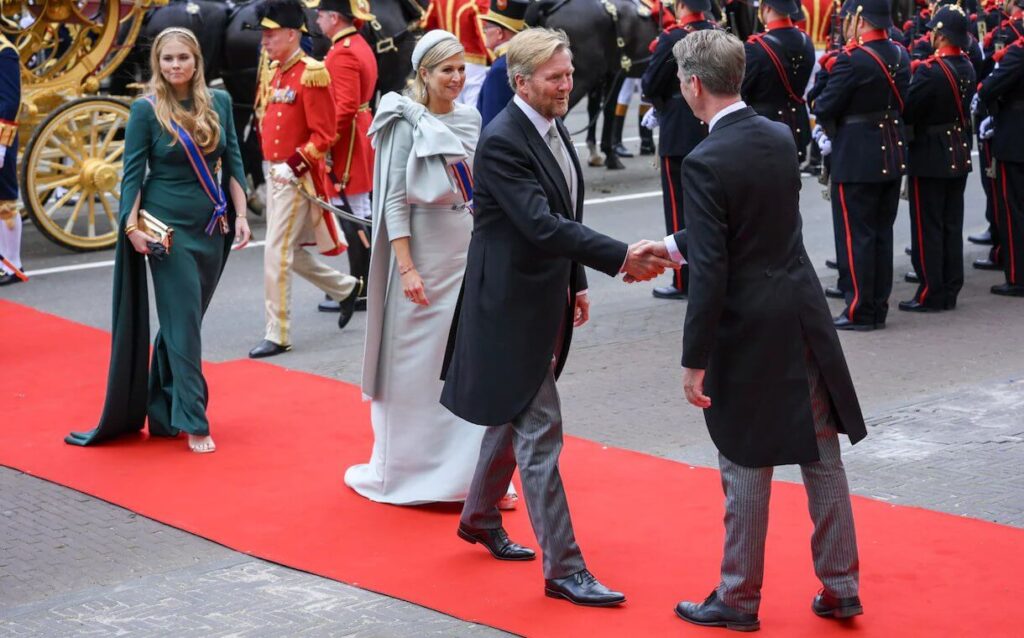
top-left (708, 100), bottom-right (748, 133)
top-left (514, 94), bottom-right (555, 138)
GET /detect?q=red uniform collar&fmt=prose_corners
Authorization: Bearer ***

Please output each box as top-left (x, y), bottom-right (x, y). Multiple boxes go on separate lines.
top-left (935, 45), bottom-right (962, 57)
top-left (679, 12), bottom-right (705, 26)
top-left (859, 29), bottom-right (889, 44)
top-left (766, 18), bottom-right (794, 30)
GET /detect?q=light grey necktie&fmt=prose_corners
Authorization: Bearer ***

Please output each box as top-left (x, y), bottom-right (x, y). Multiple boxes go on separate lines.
top-left (546, 125), bottom-right (575, 206)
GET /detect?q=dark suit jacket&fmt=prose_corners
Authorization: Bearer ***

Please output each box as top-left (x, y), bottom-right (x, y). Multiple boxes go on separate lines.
top-left (680, 106), bottom-right (867, 467)
top-left (441, 102), bottom-right (628, 426)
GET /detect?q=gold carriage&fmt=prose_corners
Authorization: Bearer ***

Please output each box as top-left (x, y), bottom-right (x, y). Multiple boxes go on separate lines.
top-left (2, 0), bottom-right (165, 251)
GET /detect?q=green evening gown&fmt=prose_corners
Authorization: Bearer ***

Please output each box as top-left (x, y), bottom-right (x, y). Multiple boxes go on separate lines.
top-left (66, 89), bottom-right (246, 445)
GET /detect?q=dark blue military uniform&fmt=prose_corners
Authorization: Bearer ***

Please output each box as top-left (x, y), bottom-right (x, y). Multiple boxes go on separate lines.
top-left (640, 1), bottom-right (717, 298)
top-left (742, 1), bottom-right (816, 161)
top-left (978, 35), bottom-right (1024, 295)
top-left (813, 7), bottom-right (911, 329)
top-left (901, 6), bottom-right (977, 312)
top-left (478, 48), bottom-right (513, 128)
top-left (0, 33), bottom-right (22, 285)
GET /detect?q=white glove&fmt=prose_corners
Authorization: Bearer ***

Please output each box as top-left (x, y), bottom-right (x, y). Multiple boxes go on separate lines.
top-left (641, 109), bottom-right (659, 130)
top-left (970, 92), bottom-right (980, 117)
top-left (0, 147), bottom-right (6, 171)
top-left (812, 124), bottom-right (832, 156)
top-left (270, 163), bottom-right (296, 185)
top-left (979, 116), bottom-right (995, 140)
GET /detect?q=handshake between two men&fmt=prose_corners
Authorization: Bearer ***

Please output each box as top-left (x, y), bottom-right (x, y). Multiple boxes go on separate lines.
top-left (622, 239), bottom-right (679, 284)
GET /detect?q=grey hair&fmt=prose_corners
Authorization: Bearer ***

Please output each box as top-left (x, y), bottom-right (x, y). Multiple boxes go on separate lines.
top-left (672, 29), bottom-right (745, 97)
top-left (505, 27), bottom-right (572, 89)
top-left (405, 39), bottom-right (465, 105)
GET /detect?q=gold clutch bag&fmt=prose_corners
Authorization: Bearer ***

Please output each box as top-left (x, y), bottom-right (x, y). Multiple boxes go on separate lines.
top-left (138, 209), bottom-right (174, 252)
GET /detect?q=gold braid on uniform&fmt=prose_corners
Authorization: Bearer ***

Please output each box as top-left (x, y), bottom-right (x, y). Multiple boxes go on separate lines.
top-left (300, 58), bottom-right (331, 88)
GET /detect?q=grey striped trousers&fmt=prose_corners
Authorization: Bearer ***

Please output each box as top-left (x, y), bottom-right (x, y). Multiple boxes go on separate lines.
top-left (715, 348), bottom-right (860, 614)
top-left (459, 367), bottom-right (588, 580)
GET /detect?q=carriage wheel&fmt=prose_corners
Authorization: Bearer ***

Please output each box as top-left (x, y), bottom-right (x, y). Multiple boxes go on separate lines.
top-left (21, 97), bottom-right (131, 252)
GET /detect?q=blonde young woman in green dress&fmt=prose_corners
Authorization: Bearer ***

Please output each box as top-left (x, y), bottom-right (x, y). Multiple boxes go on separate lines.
top-left (65, 28), bottom-right (249, 453)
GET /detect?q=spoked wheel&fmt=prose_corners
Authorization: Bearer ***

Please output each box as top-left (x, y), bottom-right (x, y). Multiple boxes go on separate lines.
top-left (21, 96), bottom-right (130, 251)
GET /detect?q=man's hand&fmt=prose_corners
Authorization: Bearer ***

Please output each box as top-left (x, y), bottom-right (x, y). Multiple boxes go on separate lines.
top-left (270, 163), bottom-right (296, 185)
top-left (682, 367), bottom-right (711, 408)
top-left (573, 293), bottom-right (590, 327)
top-left (623, 240), bottom-right (678, 282)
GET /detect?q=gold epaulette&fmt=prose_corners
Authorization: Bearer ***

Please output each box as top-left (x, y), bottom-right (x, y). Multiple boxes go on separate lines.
top-left (301, 57), bottom-right (330, 88)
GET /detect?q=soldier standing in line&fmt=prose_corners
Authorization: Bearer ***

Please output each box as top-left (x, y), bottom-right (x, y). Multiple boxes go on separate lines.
top-left (641, 0), bottom-right (718, 301)
top-left (421, 0), bottom-right (491, 107)
top-left (742, 0), bottom-right (817, 163)
top-left (977, 20), bottom-right (1024, 297)
top-left (970, 0), bottom-right (1022, 268)
top-left (900, 4), bottom-right (976, 312)
top-left (0, 30), bottom-right (23, 287)
top-left (813, 0), bottom-right (910, 331)
top-left (476, 0), bottom-right (527, 128)
top-left (315, 0), bottom-right (377, 314)
top-left (248, 0), bottom-right (362, 359)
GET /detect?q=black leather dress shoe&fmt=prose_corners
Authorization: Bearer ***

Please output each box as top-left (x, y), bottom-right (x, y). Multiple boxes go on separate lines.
top-left (812, 590), bottom-right (864, 619)
top-left (0, 272), bottom-right (23, 286)
top-left (457, 524), bottom-right (535, 561)
top-left (904, 271), bottom-right (920, 283)
top-left (904, 245), bottom-right (912, 256)
top-left (991, 283), bottom-right (1024, 297)
top-left (652, 285), bottom-right (687, 300)
top-left (825, 258), bottom-right (838, 270)
top-left (898, 299), bottom-right (940, 312)
top-left (612, 143), bottom-right (634, 158)
top-left (968, 229), bottom-right (994, 245)
top-left (248, 340), bottom-right (291, 359)
top-left (833, 315), bottom-right (876, 331)
top-left (824, 286), bottom-right (844, 299)
top-left (544, 569), bottom-right (625, 607)
top-left (973, 258), bottom-right (1002, 271)
top-left (337, 278), bottom-right (364, 329)
top-left (675, 591), bottom-right (760, 632)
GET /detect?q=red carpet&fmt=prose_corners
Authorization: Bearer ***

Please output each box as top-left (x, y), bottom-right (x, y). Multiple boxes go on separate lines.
top-left (1, 299), bottom-right (1022, 636)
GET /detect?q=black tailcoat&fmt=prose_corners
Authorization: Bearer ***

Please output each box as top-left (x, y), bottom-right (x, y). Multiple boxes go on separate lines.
top-left (679, 107), bottom-right (866, 467)
top-left (441, 102), bottom-right (628, 426)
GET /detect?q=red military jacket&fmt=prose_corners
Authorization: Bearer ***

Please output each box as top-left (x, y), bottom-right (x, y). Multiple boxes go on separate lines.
top-left (325, 27), bottom-right (377, 196)
top-left (260, 50), bottom-right (336, 195)
top-left (421, 0), bottom-right (491, 65)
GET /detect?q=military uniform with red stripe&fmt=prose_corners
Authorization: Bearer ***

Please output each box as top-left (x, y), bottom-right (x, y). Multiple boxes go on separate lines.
top-left (812, 0), bottom-right (910, 330)
top-left (421, 0), bottom-right (491, 106)
top-left (742, 0), bottom-right (817, 161)
top-left (900, 5), bottom-right (977, 312)
top-left (977, 34), bottom-right (1024, 296)
top-left (640, 0), bottom-right (717, 299)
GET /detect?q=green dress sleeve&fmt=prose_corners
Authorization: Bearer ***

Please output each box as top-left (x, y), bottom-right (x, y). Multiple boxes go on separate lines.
top-left (118, 98), bottom-right (155, 224)
top-left (214, 89), bottom-right (247, 193)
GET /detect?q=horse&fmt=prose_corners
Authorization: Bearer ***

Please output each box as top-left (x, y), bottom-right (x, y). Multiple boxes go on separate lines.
top-left (527, 0), bottom-right (660, 168)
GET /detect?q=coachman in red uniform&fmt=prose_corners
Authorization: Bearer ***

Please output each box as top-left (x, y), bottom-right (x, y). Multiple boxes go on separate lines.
top-left (316, 0), bottom-right (378, 309)
top-left (248, 0), bottom-right (362, 359)
top-left (421, 0), bottom-right (491, 106)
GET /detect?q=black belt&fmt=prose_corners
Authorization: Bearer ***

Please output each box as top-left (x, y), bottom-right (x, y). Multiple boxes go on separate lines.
top-left (922, 121), bottom-right (966, 135)
top-left (839, 110), bottom-right (900, 125)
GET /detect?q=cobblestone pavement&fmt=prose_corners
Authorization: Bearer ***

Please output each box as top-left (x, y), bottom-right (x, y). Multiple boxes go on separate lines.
top-left (3, 112), bottom-right (1023, 635)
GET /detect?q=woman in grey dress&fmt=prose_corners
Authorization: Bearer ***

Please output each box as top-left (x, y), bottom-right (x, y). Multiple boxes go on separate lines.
top-left (347, 30), bottom-right (517, 506)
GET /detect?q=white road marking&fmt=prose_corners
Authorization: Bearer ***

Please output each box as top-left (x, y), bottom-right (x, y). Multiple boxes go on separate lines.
top-left (24, 241), bottom-right (268, 278)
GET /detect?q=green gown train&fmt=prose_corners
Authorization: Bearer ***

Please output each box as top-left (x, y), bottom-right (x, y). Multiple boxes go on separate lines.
top-left (66, 89), bottom-right (246, 446)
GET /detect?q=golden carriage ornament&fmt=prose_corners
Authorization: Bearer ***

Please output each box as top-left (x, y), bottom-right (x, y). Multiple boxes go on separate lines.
top-left (2, 0), bottom-right (167, 251)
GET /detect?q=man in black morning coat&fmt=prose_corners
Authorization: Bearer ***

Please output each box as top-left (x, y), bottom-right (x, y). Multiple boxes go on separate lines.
top-left (440, 27), bottom-right (676, 608)
top-left (650, 28), bottom-right (869, 632)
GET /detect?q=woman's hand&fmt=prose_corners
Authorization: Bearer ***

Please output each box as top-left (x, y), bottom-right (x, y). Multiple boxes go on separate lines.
top-left (127, 229), bottom-right (158, 255)
top-left (234, 217), bottom-right (252, 250)
top-left (401, 268), bottom-right (430, 306)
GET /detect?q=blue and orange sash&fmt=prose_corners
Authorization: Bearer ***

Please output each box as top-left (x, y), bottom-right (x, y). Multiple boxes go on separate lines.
top-left (145, 96), bottom-right (229, 235)
top-left (450, 160), bottom-right (474, 211)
